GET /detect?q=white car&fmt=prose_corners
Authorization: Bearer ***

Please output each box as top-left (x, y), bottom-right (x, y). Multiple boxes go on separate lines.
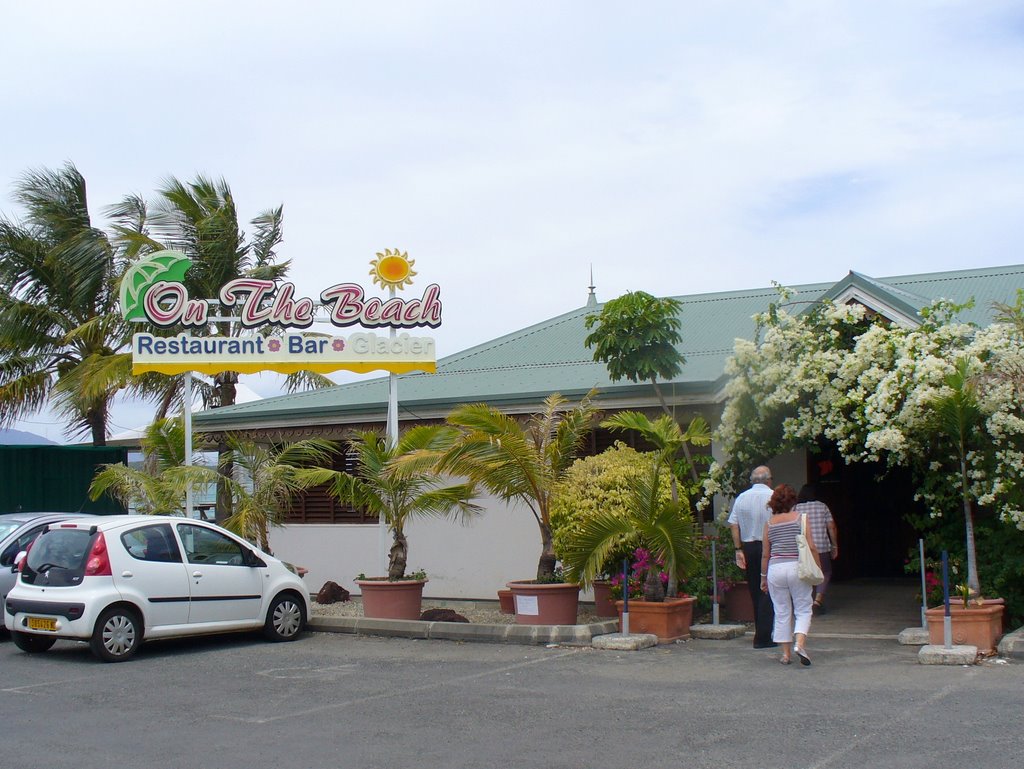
top-left (4, 515), bottom-right (310, 662)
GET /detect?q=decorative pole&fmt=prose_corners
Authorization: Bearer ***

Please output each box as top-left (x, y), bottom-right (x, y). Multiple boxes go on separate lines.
top-left (711, 539), bottom-right (719, 625)
top-left (942, 550), bottom-right (952, 648)
top-left (919, 538), bottom-right (927, 630)
top-left (621, 557), bottom-right (630, 636)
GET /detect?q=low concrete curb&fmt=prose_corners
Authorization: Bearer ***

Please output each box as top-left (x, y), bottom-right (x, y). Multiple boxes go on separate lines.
top-left (690, 623), bottom-right (746, 640)
top-left (309, 615), bottom-right (620, 646)
top-left (897, 627), bottom-right (929, 646)
top-left (997, 626), bottom-right (1024, 659)
top-left (918, 644), bottom-right (978, 665)
top-left (592, 633), bottom-right (658, 650)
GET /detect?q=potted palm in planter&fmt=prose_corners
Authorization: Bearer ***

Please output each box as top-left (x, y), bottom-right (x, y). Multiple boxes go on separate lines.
top-left (921, 358), bottom-right (1006, 653)
top-left (427, 391), bottom-right (599, 625)
top-left (560, 449), bottom-right (700, 643)
top-left (303, 426), bottom-right (480, 620)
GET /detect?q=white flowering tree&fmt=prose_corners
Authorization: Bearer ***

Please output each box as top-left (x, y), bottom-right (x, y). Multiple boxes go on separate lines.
top-left (704, 288), bottom-right (1024, 615)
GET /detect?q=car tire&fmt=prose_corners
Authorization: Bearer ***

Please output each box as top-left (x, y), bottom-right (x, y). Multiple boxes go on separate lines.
top-left (90, 606), bottom-right (142, 662)
top-left (11, 631), bottom-right (57, 654)
top-left (264, 592), bottom-right (305, 642)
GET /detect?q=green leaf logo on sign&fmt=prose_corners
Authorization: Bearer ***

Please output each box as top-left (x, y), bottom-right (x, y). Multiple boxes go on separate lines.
top-left (119, 250), bottom-right (192, 321)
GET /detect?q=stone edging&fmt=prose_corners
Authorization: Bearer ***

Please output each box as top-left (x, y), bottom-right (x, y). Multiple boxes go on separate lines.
top-left (997, 626), bottom-right (1024, 659)
top-left (309, 615), bottom-right (620, 645)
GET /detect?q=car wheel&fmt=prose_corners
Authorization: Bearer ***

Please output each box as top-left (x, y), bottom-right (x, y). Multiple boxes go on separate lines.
top-left (264, 592), bottom-right (305, 642)
top-left (90, 607), bottom-right (142, 662)
top-left (11, 631), bottom-right (57, 654)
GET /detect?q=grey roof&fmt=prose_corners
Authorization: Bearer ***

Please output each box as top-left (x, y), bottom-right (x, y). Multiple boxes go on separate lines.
top-left (192, 263), bottom-right (1024, 431)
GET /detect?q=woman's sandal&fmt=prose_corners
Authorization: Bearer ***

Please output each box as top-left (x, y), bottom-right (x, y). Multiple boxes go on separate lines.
top-left (794, 646), bottom-right (812, 666)
top-left (779, 656), bottom-right (792, 665)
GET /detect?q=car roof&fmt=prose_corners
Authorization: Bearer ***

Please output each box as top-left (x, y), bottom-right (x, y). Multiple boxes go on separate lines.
top-left (0, 511), bottom-right (95, 526)
top-left (48, 515), bottom-right (212, 532)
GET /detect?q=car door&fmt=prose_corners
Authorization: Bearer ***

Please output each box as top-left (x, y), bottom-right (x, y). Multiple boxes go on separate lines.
top-left (116, 523), bottom-right (191, 629)
top-left (174, 523), bottom-right (265, 626)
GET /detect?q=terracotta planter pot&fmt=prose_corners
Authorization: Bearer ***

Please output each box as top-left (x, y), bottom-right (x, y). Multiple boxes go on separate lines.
top-left (616, 596), bottom-right (695, 643)
top-left (497, 588), bottom-right (515, 614)
top-left (355, 578), bottom-right (427, 620)
top-left (722, 581), bottom-right (755, 623)
top-left (592, 580), bottom-right (618, 618)
top-left (925, 599), bottom-right (1005, 655)
top-left (507, 580), bottom-right (580, 625)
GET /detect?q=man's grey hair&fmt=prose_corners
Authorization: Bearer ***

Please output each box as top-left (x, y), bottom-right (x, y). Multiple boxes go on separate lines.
top-left (750, 466), bottom-right (772, 484)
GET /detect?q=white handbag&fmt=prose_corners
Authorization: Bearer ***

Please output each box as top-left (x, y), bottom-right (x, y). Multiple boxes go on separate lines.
top-left (797, 514), bottom-right (825, 586)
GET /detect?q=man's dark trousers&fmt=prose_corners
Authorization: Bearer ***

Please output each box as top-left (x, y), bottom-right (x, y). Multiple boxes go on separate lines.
top-left (741, 541), bottom-right (775, 645)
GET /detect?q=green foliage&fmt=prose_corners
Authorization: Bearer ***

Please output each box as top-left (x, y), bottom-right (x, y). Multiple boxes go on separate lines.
top-left (584, 291), bottom-right (684, 384)
top-left (559, 447), bottom-right (700, 602)
top-left (682, 533), bottom-right (745, 617)
top-left (550, 443), bottom-right (666, 572)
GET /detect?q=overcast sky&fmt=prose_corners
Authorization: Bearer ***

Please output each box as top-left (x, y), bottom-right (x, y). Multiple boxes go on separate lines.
top-left (3, 1), bottom-right (1023, 442)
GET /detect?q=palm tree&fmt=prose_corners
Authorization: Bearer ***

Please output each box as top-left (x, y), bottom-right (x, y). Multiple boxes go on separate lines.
top-left (218, 436), bottom-right (339, 552)
top-left (926, 357), bottom-right (986, 597)
top-left (89, 417), bottom-right (217, 515)
top-left (427, 391), bottom-right (599, 581)
top-left (0, 163), bottom-right (133, 444)
top-left (560, 457), bottom-right (700, 602)
top-left (116, 175), bottom-right (332, 522)
top-left (300, 426), bottom-right (481, 580)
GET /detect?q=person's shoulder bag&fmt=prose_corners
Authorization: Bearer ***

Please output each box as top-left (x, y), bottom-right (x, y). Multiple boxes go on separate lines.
top-left (797, 514), bottom-right (825, 585)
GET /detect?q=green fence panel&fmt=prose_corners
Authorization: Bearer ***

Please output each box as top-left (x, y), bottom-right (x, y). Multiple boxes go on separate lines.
top-left (0, 446), bottom-right (128, 515)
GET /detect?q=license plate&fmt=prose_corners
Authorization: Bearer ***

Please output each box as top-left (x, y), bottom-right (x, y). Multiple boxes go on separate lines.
top-left (27, 616), bottom-right (56, 632)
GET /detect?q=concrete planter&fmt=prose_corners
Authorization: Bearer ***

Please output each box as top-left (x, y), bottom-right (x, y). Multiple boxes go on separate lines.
top-left (507, 580), bottom-right (580, 625)
top-left (925, 599), bottom-right (1005, 655)
top-left (355, 578), bottom-right (427, 620)
top-left (616, 596), bottom-right (695, 643)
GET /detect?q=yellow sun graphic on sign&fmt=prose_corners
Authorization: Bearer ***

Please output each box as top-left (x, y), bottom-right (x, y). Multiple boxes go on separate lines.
top-left (369, 248), bottom-right (416, 290)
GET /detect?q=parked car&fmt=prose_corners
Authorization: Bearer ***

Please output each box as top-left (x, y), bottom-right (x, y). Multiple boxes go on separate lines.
top-left (4, 515), bottom-right (310, 661)
top-left (0, 512), bottom-right (97, 635)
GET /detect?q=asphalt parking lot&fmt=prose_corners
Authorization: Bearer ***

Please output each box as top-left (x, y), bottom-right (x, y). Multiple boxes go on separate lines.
top-left (1, 630), bottom-right (1020, 769)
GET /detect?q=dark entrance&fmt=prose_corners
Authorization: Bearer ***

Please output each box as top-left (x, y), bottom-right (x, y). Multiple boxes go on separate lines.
top-left (807, 446), bottom-right (921, 581)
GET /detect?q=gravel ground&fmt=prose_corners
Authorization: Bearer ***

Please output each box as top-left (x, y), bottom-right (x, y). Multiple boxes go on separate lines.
top-left (311, 597), bottom-right (603, 625)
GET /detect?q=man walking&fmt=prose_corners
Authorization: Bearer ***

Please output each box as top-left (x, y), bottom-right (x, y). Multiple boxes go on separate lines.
top-left (728, 465), bottom-right (776, 648)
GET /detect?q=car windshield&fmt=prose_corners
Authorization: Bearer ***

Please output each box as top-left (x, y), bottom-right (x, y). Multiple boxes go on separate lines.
top-left (22, 528), bottom-right (94, 586)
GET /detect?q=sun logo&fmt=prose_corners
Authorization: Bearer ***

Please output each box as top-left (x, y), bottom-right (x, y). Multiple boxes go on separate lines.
top-left (369, 248), bottom-right (416, 290)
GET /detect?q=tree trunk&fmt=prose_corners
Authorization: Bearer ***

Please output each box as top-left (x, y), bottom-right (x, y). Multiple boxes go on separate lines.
top-left (87, 407), bottom-right (106, 446)
top-left (643, 566), bottom-right (666, 602)
top-left (388, 527), bottom-right (409, 580)
top-left (962, 459), bottom-right (980, 596)
top-left (537, 523), bottom-right (557, 581)
top-left (650, 378), bottom-right (699, 484)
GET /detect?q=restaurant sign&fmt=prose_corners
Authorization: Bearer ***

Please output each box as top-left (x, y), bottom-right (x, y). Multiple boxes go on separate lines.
top-left (120, 250), bottom-right (440, 376)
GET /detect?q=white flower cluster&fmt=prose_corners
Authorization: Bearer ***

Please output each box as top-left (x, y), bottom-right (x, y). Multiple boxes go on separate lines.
top-left (710, 292), bottom-right (1024, 531)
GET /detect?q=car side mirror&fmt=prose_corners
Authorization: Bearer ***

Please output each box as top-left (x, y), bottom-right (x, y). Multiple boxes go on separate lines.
top-left (244, 549), bottom-right (266, 568)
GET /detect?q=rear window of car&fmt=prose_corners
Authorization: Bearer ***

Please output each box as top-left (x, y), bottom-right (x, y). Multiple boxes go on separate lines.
top-left (22, 528), bottom-right (95, 586)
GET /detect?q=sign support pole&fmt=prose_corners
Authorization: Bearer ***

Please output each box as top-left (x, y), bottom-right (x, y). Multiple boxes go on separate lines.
top-left (183, 370), bottom-right (193, 517)
top-left (381, 285), bottom-right (398, 574)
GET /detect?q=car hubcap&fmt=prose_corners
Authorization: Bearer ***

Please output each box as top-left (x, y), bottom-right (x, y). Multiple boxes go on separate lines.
top-left (103, 616), bottom-right (136, 655)
top-left (273, 601), bottom-right (301, 637)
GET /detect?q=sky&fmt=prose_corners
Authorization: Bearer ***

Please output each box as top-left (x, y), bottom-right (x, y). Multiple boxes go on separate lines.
top-left (2, 1), bottom-right (1023, 442)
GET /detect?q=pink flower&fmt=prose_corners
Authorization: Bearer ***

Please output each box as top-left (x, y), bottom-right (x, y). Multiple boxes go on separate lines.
top-left (332, 338), bottom-right (346, 351)
top-left (267, 339), bottom-right (281, 352)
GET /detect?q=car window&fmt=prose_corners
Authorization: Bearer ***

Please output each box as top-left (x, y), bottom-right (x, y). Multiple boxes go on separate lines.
top-left (22, 528), bottom-right (94, 586)
top-left (0, 523), bottom-right (48, 567)
top-left (176, 524), bottom-right (247, 566)
top-left (121, 523), bottom-right (182, 563)
top-left (0, 521), bottom-right (21, 541)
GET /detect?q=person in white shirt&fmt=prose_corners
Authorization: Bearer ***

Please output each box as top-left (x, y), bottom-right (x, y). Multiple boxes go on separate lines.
top-left (728, 465), bottom-right (777, 648)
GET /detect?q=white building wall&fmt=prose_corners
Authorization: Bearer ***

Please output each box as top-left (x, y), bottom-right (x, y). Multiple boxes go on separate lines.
top-left (268, 489), bottom-right (543, 600)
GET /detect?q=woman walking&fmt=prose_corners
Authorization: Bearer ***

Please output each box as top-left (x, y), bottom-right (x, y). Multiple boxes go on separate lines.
top-left (794, 484), bottom-right (838, 614)
top-left (760, 483), bottom-right (821, 666)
